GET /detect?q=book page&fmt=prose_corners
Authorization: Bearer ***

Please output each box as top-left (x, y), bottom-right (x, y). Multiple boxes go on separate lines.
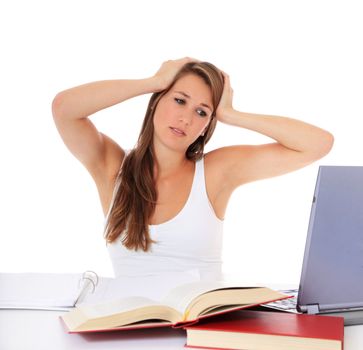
top-left (161, 280), bottom-right (256, 315)
top-left (78, 296), bottom-right (161, 319)
top-left (80, 269), bottom-right (200, 306)
top-left (0, 273), bottom-right (83, 309)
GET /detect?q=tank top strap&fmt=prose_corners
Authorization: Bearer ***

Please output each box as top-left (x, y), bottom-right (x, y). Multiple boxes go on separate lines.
top-left (189, 156), bottom-right (208, 201)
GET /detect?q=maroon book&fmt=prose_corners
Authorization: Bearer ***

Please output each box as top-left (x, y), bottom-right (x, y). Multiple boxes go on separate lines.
top-left (184, 310), bottom-right (344, 350)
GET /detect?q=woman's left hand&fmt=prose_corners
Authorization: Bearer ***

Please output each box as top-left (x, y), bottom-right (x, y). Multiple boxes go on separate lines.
top-left (215, 71), bottom-right (234, 124)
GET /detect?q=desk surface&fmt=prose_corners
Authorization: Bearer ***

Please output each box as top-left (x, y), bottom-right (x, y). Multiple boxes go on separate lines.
top-left (1, 309), bottom-right (363, 350)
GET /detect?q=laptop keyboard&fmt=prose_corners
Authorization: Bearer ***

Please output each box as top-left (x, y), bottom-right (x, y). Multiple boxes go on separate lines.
top-left (263, 289), bottom-right (299, 313)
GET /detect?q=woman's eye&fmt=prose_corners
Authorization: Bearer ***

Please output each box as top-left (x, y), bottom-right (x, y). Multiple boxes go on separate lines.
top-left (174, 98), bottom-right (185, 104)
top-left (174, 97), bottom-right (208, 117)
top-left (197, 109), bottom-right (207, 117)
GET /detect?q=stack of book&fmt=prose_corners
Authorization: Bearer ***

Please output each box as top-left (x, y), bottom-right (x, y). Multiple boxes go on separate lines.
top-left (59, 277), bottom-right (344, 349)
top-left (1, 273), bottom-right (344, 349)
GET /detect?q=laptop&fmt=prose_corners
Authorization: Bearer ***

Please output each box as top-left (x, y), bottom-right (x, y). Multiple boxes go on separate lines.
top-left (266, 166), bottom-right (363, 326)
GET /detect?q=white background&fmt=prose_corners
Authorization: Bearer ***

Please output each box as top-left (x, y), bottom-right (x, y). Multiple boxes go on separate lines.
top-left (0, 0), bottom-right (361, 285)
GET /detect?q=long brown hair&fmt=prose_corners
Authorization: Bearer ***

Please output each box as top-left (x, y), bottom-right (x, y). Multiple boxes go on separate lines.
top-left (104, 61), bottom-right (224, 251)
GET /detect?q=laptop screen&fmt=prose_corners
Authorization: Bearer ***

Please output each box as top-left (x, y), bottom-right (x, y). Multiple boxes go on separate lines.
top-left (298, 166), bottom-right (363, 312)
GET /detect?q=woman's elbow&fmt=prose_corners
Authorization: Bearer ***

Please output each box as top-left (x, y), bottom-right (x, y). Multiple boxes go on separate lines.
top-left (314, 131), bottom-right (335, 159)
top-left (52, 91), bottom-right (67, 120)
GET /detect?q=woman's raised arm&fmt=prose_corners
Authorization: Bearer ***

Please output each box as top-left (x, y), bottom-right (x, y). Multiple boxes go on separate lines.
top-left (51, 57), bottom-right (195, 182)
top-left (207, 72), bottom-right (334, 191)
top-left (52, 77), bottom-right (161, 181)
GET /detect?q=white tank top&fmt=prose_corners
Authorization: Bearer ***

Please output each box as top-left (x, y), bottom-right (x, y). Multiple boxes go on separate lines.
top-left (105, 156), bottom-right (224, 280)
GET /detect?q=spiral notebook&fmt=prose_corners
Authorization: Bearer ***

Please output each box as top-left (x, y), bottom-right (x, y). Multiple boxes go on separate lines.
top-left (0, 271), bottom-right (100, 311)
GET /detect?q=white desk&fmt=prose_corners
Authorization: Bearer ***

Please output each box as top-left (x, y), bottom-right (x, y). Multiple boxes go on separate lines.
top-left (0, 309), bottom-right (185, 350)
top-left (1, 309), bottom-right (363, 350)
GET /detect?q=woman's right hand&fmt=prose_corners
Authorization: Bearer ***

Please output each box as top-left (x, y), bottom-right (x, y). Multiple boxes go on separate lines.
top-left (153, 57), bottom-right (198, 91)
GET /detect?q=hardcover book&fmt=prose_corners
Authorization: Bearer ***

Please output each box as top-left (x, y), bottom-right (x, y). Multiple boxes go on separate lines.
top-left (184, 309), bottom-right (344, 350)
top-left (61, 280), bottom-right (288, 333)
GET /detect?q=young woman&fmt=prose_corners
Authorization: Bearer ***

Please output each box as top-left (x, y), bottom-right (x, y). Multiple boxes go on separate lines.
top-left (52, 57), bottom-right (333, 280)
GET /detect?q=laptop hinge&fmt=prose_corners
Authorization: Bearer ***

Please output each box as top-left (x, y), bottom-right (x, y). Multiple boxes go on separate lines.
top-left (306, 304), bottom-right (320, 314)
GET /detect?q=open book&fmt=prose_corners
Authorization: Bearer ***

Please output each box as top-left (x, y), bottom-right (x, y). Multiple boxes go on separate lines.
top-left (61, 280), bottom-right (288, 333)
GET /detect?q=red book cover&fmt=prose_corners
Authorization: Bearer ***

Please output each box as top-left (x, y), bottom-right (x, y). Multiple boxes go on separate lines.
top-left (184, 310), bottom-right (344, 350)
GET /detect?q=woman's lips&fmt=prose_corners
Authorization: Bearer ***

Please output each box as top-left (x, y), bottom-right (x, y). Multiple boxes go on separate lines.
top-left (169, 127), bottom-right (186, 136)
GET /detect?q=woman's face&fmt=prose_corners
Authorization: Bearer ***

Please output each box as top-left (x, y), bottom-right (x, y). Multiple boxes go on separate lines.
top-left (153, 73), bottom-right (213, 154)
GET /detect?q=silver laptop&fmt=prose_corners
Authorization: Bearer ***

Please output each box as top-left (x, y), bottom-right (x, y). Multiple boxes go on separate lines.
top-left (268, 166), bottom-right (363, 325)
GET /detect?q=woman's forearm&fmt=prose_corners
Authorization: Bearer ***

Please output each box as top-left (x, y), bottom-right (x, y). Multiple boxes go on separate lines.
top-left (52, 77), bottom-right (162, 120)
top-left (220, 108), bottom-right (334, 155)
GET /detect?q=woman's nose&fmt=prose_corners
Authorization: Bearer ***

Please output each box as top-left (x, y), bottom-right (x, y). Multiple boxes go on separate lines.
top-left (178, 110), bottom-right (193, 126)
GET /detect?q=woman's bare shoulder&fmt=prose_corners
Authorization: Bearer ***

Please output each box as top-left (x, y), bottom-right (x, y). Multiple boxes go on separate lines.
top-left (204, 146), bottom-right (250, 175)
top-left (204, 145), bottom-right (252, 193)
